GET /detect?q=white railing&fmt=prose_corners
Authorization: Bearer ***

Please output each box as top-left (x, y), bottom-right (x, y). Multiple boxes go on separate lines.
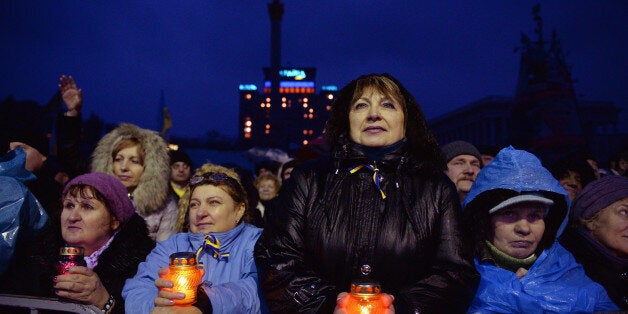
top-left (0, 294), bottom-right (101, 313)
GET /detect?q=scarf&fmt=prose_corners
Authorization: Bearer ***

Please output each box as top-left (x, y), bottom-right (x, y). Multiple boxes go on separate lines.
top-left (485, 240), bottom-right (537, 273)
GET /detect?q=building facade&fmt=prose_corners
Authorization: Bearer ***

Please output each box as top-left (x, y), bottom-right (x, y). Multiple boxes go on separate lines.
top-left (238, 67), bottom-right (336, 151)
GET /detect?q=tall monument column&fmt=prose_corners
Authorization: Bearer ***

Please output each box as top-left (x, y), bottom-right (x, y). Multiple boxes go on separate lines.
top-left (268, 0), bottom-right (284, 101)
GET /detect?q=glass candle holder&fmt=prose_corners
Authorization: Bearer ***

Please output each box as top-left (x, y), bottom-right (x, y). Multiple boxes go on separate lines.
top-left (56, 246), bottom-right (86, 275)
top-left (345, 281), bottom-right (386, 314)
top-left (165, 252), bottom-right (204, 305)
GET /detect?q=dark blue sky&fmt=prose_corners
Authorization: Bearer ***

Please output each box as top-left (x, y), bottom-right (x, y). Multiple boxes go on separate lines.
top-left (1, 1), bottom-right (626, 138)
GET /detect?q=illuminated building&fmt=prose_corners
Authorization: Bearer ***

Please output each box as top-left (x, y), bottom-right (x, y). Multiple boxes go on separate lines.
top-left (238, 0), bottom-right (337, 151)
top-left (238, 68), bottom-right (336, 150)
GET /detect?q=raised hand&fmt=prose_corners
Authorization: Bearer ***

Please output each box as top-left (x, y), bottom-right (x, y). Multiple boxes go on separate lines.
top-left (58, 75), bottom-right (83, 116)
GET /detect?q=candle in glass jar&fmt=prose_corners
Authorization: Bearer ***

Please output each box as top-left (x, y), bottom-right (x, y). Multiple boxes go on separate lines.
top-left (56, 246), bottom-right (86, 275)
top-left (165, 252), bottom-right (204, 305)
top-left (345, 281), bottom-right (386, 314)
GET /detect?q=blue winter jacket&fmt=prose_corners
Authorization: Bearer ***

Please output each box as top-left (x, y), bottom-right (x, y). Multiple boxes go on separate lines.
top-left (0, 148), bottom-right (48, 275)
top-left (463, 146), bottom-right (618, 313)
top-left (122, 223), bottom-right (263, 313)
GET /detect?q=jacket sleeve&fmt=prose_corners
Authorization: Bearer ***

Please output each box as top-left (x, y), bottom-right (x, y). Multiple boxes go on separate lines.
top-left (56, 113), bottom-right (89, 179)
top-left (254, 167), bottom-right (338, 313)
top-left (203, 239), bottom-right (261, 313)
top-left (122, 238), bottom-right (173, 313)
top-left (394, 181), bottom-right (479, 313)
top-left (154, 197), bottom-right (180, 242)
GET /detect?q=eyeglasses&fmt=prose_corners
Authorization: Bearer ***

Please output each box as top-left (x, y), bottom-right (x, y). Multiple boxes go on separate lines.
top-left (189, 172), bottom-right (232, 187)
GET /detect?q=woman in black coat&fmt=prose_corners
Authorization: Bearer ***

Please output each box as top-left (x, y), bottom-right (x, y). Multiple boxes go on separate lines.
top-left (0, 172), bottom-right (155, 314)
top-left (254, 73), bottom-right (479, 313)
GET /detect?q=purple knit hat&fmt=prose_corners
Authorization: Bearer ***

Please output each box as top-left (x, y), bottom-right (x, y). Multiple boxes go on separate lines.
top-left (570, 175), bottom-right (628, 221)
top-left (62, 172), bottom-right (135, 224)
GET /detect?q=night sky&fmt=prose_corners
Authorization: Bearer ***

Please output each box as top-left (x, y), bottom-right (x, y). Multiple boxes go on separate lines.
top-left (1, 1), bottom-right (626, 139)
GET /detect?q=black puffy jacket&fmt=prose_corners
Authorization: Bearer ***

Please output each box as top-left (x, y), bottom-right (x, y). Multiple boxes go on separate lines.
top-left (254, 141), bottom-right (479, 313)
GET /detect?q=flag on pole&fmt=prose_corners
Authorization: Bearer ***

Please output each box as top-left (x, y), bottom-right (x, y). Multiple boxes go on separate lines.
top-left (159, 90), bottom-right (172, 139)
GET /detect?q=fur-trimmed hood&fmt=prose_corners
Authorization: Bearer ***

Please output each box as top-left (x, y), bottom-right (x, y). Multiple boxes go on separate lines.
top-left (91, 123), bottom-right (170, 215)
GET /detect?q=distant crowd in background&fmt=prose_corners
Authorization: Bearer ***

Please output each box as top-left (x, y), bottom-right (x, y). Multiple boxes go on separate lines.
top-left (0, 74), bottom-right (626, 313)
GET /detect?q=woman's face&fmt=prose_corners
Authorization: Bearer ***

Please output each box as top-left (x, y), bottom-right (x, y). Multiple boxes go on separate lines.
top-left (61, 189), bottom-right (120, 256)
top-left (257, 179), bottom-right (278, 201)
top-left (113, 145), bottom-right (145, 190)
top-left (189, 184), bottom-right (245, 234)
top-left (348, 87), bottom-right (405, 147)
top-left (586, 197), bottom-right (628, 257)
top-left (490, 202), bottom-right (546, 259)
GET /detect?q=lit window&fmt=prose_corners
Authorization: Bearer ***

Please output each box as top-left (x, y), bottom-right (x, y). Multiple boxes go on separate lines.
top-left (302, 114), bottom-right (308, 119)
top-left (265, 130), bottom-right (270, 134)
top-left (245, 120), bottom-right (252, 127)
top-left (265, 124), bottom-right (271, 129)
top-left (244, 127), bottom-right (251, 133)
top-left (308, 114), bottom-right (313, 119)
top-left (265, 97), bottom-right (271, 102)
top-left (326, 105), bottom-right (331, 111)
top-left (302, 130), bottom-right (307, 135)
top-left (245, 94), bottom-right (252, 100)
top-left (327, 94), bottom-right (333, 100)
top-left (302, 103), bottom-right (308, 108)
top-left (302, 140), bottom-right (309, 145)
top-left (282, 103), bottom-right (287, 108)
top-left (303, 98), bottom-right (309, 102)
top-left (281, 97), bottom-right (286, 101)
top-left (309, 130), bottom-right (314, 135)
top-left (308, 108), bottom-right (313, 113)
top-left (260, 103), bottom-right (265, 108)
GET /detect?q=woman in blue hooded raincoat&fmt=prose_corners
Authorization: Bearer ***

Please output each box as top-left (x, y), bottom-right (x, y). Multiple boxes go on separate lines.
top-left (461, 146), bottom-right (618, 313)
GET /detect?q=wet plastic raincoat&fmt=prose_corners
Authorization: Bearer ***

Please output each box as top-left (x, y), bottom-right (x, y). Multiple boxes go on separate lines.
top-left (0, 148), bottom-right (48, 275)
top-left (463, 146), bottom-right (618, 313)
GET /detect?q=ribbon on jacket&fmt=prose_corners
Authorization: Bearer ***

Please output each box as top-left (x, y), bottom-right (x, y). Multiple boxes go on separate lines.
top-left (195, 233), bottom-right (230, 265)
top-left (348, 164), bottom-right (386, 199)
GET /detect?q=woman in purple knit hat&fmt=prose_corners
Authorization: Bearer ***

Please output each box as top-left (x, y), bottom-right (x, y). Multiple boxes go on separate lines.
top-left (559, 175), bottom-right (628, 310)
top-left (0, 172), bottom-right (155, 313)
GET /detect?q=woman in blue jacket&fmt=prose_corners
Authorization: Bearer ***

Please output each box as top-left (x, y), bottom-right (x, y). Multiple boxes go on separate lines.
top-left (123, 163), bottom-right (264, 313)
top-left (462, 146), bottom-right (618, 313)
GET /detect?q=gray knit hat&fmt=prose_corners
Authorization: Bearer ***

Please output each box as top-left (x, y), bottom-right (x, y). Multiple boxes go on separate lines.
top-left (441, 140), bottom-right (482, 164)
top-left (62, 172), bottom-right (135, 224)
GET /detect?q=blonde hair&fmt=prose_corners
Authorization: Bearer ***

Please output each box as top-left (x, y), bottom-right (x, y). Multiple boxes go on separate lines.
top-left (111, 138), bottom-right (145, 165)
top-left (174, 163), bottom-right (250, 231)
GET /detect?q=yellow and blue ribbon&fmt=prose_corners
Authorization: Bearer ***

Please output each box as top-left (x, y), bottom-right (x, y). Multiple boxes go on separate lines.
top-left (348, 164), bottom-right (386, 199)
top-left (196, 234), bottom-right (230, 266)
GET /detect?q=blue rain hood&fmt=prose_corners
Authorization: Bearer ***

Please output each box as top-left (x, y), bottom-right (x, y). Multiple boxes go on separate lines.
top-left (463, 146), bottom-right (570, 238)
top-left (463, 146), bottom-right (619, 312)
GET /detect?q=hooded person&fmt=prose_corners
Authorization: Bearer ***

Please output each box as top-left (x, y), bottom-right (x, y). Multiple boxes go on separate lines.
top-left (0, 172), bottom-right (155, 314)
top-left (559, 175), bottom-right (628, 309)
top-left (0, 148), bottom-right (48, 276)
top-left (91, 123), bottom-right (180, 242)
top-left (2, 128), bottom-right (64, 216)
top-left (462, 146), bottom-right (618, 313)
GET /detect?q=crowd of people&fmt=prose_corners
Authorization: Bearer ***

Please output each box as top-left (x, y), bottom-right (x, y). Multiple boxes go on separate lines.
top-left (0, 73), bottom-right (626, 313)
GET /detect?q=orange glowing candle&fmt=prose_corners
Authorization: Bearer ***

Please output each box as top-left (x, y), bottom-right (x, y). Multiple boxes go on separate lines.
top-left (163, 252), bottom-right (204, 305)
top-left (345, 281), bottom-right (386, 314)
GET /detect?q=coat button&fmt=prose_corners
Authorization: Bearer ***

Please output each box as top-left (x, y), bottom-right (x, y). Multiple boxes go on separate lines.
top-left (360, 264), bottom-right (372, 275)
